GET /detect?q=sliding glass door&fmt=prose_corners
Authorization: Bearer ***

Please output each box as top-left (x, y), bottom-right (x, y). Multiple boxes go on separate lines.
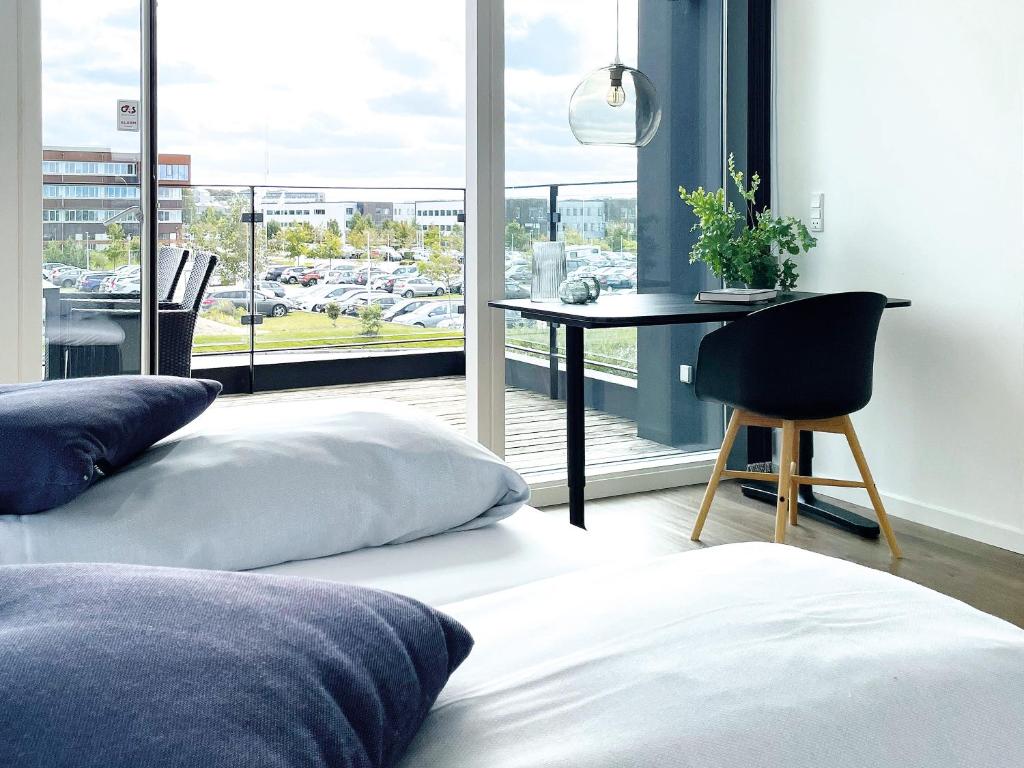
top-left (41, 0), bottom-right (147, 379)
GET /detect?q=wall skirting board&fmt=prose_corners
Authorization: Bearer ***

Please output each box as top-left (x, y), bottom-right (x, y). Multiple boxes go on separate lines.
top-left (821, 486), bottom-right (1024, 557)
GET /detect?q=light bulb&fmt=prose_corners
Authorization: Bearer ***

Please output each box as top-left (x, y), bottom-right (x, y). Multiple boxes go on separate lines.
top-left (606, 64), bottom-right (626, 108)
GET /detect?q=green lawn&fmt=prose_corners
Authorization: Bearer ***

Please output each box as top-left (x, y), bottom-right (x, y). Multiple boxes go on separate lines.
top-left (194, 310), bottom-right (462, 354)
top-left (194, 306), bottom-right (638, 377)
top-left (506, 323), bottom-right (638, 378)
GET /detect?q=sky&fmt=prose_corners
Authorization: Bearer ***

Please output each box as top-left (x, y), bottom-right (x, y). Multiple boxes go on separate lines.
top-left (41, 0), bottom-right (639, 192)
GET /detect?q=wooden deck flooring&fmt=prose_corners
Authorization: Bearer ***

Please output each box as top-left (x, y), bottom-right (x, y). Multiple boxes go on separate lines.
top-left (218, 375), bottom-right (688, 476)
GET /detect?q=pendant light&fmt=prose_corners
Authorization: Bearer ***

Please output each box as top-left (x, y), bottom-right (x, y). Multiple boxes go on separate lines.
top-left (568, 0), bottom-right (662, 147)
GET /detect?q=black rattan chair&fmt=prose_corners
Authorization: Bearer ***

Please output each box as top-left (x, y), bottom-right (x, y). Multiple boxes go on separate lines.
top-left (156, 250), bottom-right (217, 377)
top-left (689, 292), bottom-right (901, 558)
top-left (63, 251), bottom-right (217, 379)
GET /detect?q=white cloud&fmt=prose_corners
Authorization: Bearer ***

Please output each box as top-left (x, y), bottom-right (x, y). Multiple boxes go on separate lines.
top-left (42, 0), bottom-right (639, 190)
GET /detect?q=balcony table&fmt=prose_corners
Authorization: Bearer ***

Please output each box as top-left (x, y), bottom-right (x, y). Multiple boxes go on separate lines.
top-left (489, 292), bottom-right (910, 532)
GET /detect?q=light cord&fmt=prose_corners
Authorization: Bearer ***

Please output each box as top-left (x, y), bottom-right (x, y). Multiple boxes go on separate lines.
top-left (614, 0), bottom-right (621, 64)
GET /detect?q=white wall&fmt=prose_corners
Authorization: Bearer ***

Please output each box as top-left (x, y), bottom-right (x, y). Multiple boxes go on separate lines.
top-left (775, 0), bottom-right (1024, 552)
top-left (0, 0), bottom-right (42, 383)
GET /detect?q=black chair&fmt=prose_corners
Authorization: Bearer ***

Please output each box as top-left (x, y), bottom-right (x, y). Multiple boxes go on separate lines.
top-left (63, 251), bottom-right (218, 379)
top-left (689, 292), bottom-right (901, 558)
top-left (156, 250), bottom-right (218, 377)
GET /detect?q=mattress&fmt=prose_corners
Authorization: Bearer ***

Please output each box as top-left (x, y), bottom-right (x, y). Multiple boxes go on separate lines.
top-left (401, 542), bottom-right (1024, 768)
top-left (255, 506), bottom-right (627, 605)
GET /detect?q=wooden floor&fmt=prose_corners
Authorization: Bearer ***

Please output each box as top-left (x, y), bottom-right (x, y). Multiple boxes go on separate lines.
top-left (222, 376), bottom-right (1024, 628)
top-left (546, 482), bottom-right (1024, 628)
top-left (219, 375), bottom-right (689, 476)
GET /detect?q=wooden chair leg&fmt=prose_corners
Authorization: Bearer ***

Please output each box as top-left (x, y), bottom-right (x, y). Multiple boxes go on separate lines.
top-left (775, 421), bottom-right (796, 544)
top-left (788, 427), bottom-right (800, 527)
top-left (842, 416), bottom-right (903, 559)
top-left (691, 410), bottom-right (743, 542)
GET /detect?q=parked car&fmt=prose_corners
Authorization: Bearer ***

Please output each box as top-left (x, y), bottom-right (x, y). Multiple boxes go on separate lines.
top-left (108, 274), bottom-right (142, 292)
top-left (390, 264), bottom-right (420, 280)
top-left (258, 280), bottom-right (286, 297)
top-left (504, 279), bottom-right (529, 299)
top-left (100, 265), bottom-right (140, 292)
top-left (300, 286), bottom-right (363, 313)
top-left (340, 294), bottom-right (399, 317)
top-left (391, 301), bottom-right (464, 328)
top-left (381, 298), bottom-right (431, 323)
top-left (353, 268), bottom-right (389, 286)
top-left (51, 266), bottom-right (84, 287)
top-left (298, 269), bottom-right (323, 287)
top-left (43, 261), bottom-right (75, 274)
top-left (505, 265), bottom-right (531, 282)
top-left (201, 288), bottom-right (294, 318)
top-left (436, 314), bottom-right (465, 331)
top-left (393, 276), bottom-right (446, 298)
top-left (324, 269), bottom-right (357, 284)
top-left (264, 265), bottom-right (291, 281)
top-left (76, 271), bottom-right (115, 291)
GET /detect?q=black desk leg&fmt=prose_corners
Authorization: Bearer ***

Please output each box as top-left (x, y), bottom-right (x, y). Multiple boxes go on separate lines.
top-left (565, 325), bottom-right (586, 529)
top-left (741, 430), bottom-right (881, 538)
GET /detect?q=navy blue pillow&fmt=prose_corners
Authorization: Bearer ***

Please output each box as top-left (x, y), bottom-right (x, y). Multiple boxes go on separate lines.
top-left (0, 375), bottom-right (221, 515)
top-left (0, 563), bottom-right (474, 768)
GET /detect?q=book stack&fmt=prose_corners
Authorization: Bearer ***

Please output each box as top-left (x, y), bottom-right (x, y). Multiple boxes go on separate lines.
top-left (695, 288), bottom-right (778, 304)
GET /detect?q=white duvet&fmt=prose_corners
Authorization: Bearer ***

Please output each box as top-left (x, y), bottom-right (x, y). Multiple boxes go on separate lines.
top-left (401, 543), bottom-right (1024, 768)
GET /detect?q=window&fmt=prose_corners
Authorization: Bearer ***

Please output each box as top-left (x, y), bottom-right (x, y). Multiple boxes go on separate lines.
top-left (40, 160), bottom-right (137, 176)
top-left (42, 209), bottom-right (60, 222)
top-left (314, 208), bottom-right (326, 215)
top-left (157, 210), bottom-right (182, 223)
top-left (158, 164), bottom-right (189, 181)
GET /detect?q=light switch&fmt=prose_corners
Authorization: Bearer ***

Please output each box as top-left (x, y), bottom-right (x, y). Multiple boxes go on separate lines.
top-left (809, 192), bottom-right (824, 232)
top-left (679, 364), bottom-right (693, 384)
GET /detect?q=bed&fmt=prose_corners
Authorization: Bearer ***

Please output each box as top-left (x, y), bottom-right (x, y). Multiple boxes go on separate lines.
top-left (255, 511), bottom-right (1024, 768)
top-left (4, 389), bottom-right (1024, 767)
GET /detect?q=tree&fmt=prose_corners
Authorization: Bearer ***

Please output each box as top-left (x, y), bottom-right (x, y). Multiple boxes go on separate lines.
top-left (561, 226), bottom-right (588, 247)
top-left (602, 223), bottom-right (637, 254)
top-left (421, 251), bottom-right (461, 295)
top-left (325, 301), bottom-right (341, 327)
top-left (385, 220), bottom-right (417, 249)
top-left (326, 218), bottom-right (342, 237)
top-left (281, 222), bottom-right (314, 264)
top-left (505, 220), bottom-right (529, 251)
top-left (357, 303), bottom-right (382, 336)
top-left (184, 196), bottom-right (268, 284)
top-left (446, 223), bottom-right (465, 255)
top-left (422, 226), bottom-right (443, 255)
top-left (265, 220), bottom-right (282, 240)
top-left (309, 230), bottom-right (343, 263)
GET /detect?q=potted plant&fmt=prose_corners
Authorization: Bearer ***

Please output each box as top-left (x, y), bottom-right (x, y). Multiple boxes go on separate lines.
top-left (679, 154), bottom-right (817, 290)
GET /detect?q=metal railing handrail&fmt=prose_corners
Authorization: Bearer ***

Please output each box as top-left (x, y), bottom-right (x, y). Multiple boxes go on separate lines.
top-left (504, 179), bottom-right (637, 191)
top-left (194, 334), bottom-right (466, 355)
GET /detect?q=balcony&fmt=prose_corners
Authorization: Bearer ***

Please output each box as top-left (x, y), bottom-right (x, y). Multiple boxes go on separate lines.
top-left (41, 179), bottom-right (699, 480)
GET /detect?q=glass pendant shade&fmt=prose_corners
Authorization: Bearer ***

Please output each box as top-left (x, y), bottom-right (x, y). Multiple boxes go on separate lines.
top-left (568, 64), bottom-right (662, 147)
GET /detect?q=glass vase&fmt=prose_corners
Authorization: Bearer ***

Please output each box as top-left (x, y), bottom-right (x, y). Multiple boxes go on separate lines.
top-left (530, 242), bottom-right (567, 303)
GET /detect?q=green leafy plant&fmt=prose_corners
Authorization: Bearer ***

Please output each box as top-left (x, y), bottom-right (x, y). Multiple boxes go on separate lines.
top-left (357, 303), bottom-right (382, 337)
top-left (679, 154), bottom-right (816, 290)
top-left (324, 301), bottom-right (341, 327)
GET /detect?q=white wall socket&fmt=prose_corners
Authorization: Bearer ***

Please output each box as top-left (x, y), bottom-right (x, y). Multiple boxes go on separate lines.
top-left (809, 192), bottom-right (824, 232)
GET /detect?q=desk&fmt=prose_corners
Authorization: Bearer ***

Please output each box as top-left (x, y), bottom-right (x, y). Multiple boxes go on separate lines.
top-left (489, 292), bottom-right (910, 530)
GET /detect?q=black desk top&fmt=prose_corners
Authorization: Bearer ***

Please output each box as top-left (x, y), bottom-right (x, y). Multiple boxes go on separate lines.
top-left (488, 292), bottom-right (911, 329)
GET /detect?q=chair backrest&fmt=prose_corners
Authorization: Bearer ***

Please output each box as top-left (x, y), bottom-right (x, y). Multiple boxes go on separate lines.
top-left (694, 292), bottom-right (888, 420)
top-left (178, 251), bottom-right (218, 312)
top-left (157, 246), bottom-right (189, 302)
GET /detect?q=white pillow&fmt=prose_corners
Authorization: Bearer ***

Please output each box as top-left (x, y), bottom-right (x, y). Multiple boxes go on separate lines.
top-left (0, 398), bottom-right (529, 571)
